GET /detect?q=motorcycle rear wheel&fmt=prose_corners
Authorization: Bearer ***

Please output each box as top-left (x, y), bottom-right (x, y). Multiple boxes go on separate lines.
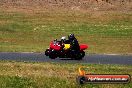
top-left (75, 51), bottom-right (85, 60)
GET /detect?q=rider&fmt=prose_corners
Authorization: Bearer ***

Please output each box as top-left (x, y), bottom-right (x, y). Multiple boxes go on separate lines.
top-left (60, 36), bottom-right (66, 49)
top-left (68, 34), bottom-right (80, 51)
top-left (61, 36), bottom-right (66, 43)
top-left (60, 34), bottom-right (80, 51)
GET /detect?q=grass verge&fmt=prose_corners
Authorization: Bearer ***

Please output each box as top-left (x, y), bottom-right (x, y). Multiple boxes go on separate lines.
top-left (0, 60), bottom-right (131, 88)
top-left (0, 10), bottom-right (132, 54)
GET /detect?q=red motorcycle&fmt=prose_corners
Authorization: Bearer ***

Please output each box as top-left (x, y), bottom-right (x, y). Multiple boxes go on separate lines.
top-left (45, 40), bottom-right (88, 60)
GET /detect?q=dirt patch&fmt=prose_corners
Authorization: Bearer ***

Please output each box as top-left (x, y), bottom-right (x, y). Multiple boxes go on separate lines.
top-left (0, 0), bottom-right (131, 13)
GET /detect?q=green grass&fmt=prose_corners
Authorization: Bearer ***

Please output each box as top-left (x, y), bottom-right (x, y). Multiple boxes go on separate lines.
top-left (0, 76), bottom-right (37, 88)
top-left (0, 10), bottom-right (132, 54)
top-left (0, 61), bottom-right (131, 88)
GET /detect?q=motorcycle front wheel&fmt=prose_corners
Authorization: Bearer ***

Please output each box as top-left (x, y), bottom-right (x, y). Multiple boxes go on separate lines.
top-left (49, 49), bottom-right (57, 59)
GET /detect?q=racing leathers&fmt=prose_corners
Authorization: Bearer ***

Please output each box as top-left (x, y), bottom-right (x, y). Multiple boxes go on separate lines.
top-left (69, 38), bottom-right (80, 51)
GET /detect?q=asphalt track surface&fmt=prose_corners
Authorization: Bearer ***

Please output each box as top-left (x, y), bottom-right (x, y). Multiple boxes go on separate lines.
top-left (0, 52), bottom-right (132, 65)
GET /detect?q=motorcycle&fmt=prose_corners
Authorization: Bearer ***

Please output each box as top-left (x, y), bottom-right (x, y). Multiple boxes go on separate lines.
top-left (45, 39), bottom-right (88, 60)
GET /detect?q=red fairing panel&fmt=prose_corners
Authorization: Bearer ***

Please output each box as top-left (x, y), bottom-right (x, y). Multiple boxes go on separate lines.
top-left (50, 41), bottom-right (61, 51)
top-left (80, 44), bottom-right (88, 50)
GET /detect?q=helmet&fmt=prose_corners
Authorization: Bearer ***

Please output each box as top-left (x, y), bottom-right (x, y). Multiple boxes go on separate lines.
top-left (68, 34), bottom-right (75, 40)
top-left (61, 36), bottom-right (66, 41)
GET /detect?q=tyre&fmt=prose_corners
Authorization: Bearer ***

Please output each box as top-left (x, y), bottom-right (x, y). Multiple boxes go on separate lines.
top-left (45, 49), bottom-right (50, 56)
top-left (75, 51), bottom-right (85, 60)
top-left (49, 55), bottom-right (56, 59)
top-left (75, 56), bottom-right (83, 60)
top-left (80, 51), bottom-right (85, 58)
top-left (49, 49), bottom-right (57, 59)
